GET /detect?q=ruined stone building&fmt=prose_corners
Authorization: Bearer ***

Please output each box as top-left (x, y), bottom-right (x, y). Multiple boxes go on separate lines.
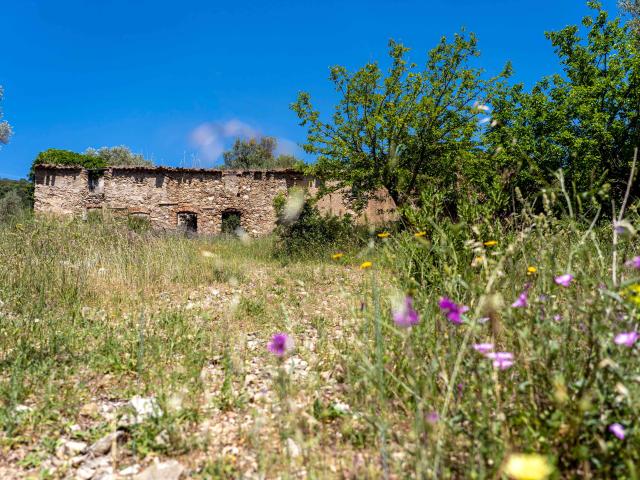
top-left (33, 165), bottom-right (397, 235)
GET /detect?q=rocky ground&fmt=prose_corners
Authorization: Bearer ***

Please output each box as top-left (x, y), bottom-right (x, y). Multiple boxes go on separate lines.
top-left (0, 256), bottom-right (386, 479)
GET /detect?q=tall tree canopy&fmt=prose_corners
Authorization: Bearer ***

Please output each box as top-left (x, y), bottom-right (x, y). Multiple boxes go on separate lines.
top-left (222, 136), bottom-right (303, 169)
top-left (0, 86), bottom-right (12, 146)
top-left (620, 0), bottom-right (640, 34)
top-left (486, 1), bottom-right (640, 204)
top-left (292, 35), bottom-right (510, 209)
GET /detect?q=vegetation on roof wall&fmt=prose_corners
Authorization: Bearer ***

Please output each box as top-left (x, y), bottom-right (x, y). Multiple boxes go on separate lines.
top-left (30, 146), bottom-right (153, 179)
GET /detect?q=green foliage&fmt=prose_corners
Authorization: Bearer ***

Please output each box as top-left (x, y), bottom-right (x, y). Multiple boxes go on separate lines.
top-left (273, 198), bottom-right (362, 259)
top-left (85, 145), bottom-right (153, 167)
top-left (31, 146), bottom-right (153, 180)
top-left (222, 136), bottom-right (304, 170)
top-left (0, 190), bottom-right (26, 222)
top-left (220, 211), bottom-right (242, 235)
top-left (345, 194), bottom-right (640, 477)
top-left (0, 178), bottom-right (32, 209)
top-left (292, 36), bottom-right (510, 210)
top-left (620, 0), bottom-right (640, 35)
top-left (33, 148), bottom-right (106, 170)
top-left (126, 214), bottom-right (152, 233)
top-left (485, 2), bottom-right (640, 204)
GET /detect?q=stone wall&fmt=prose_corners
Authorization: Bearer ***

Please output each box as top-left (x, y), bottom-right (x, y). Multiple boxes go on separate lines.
top-left (34, 165), bottom-right (397, 234)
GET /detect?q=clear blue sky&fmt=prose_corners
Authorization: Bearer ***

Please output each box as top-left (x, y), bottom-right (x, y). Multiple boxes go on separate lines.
top-left (0, 0), bottom-right (621, 179)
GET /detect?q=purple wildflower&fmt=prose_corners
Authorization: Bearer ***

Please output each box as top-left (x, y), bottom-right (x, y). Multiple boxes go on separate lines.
top-left (614, 224), bottom-right (627, 235)
top-left (392, 296), bottom-right (420, 328)
top-left (438, 297), bottom-right (469, 325)
top-left (609, 423), bottom-right (626, 440)
top-left (485, 352), bottom-right (514, 370)
top-left (426, 411), bottom-right (439, 424)
top-left (625, 256), bottom-right (640, 269)
top-left (473, 343), bottom-right (494, 354)
top-left (553, 314), bottom-right (562, 322)
top-left (511, 291), bottom-right (528, 308)
top-left (267, 333), bottom-right (294, 357)
top-left (614, 331), bottom-right (639, 347)
top-left (554, 274), bottom-right (574, 287)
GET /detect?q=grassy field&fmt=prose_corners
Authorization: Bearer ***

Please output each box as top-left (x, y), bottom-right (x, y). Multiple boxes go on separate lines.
top-left (0, 206), bottom-right (639, 478)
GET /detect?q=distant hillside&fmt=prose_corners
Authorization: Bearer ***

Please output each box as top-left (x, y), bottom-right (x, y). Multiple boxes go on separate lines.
top-left (0, 178), bottom-right (32, 207)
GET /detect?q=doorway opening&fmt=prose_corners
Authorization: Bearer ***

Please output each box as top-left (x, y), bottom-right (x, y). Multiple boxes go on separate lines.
top-left (177, 212), bottom-right (197, 234)
top-left (221, 210), bottom-right (242, 235)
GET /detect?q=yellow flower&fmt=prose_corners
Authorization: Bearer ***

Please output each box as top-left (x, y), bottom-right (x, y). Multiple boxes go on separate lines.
top-left (200, 250), bottom-right (214, 258)
top-left (471, 256), bottom-right (485, 268)
top-left (414, 231), bottom-right (427, 237)
top-left (331, 253), bottom-right (344, 260)
top-left (527, 266), bottom-right (538, 275)
top-left (483, 240), bottom-right (498, 247)
top-left (504, 453), bottom-right (552, 480)
top-left (621, 283), bottom-right (640, 306)
top-left (377, 232), bottom-right (390, 238)
top-left (360, 261), bottom-right (373, 270)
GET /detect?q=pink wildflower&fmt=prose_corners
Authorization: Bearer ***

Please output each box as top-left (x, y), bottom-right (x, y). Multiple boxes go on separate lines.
top-left (438, 297), bottom-right (469, 325)
top-left (473, 343), bottom-right (494, 354)
top-left (609, 423), bottom-right (625, 440)
top-left (614, 331), bottom-right (639, 347)
top-left (267, 333), bottom-right (294, 357)
top-left (511, 291), bottom-right (528, 308)
top-left (392, 296), bottom-right (420, 328)
top-left (554, 274), bottom-right (574, 287)
top-left (426, 411), bottom-right (439, 424)
top-left (625, 256), bottom-right (640, 269)
top-left (485, 352), bottom-right (514, 370)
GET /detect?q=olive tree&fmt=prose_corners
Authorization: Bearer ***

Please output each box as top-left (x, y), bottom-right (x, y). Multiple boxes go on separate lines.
top-left (84, 145), bottom-right (153, 166)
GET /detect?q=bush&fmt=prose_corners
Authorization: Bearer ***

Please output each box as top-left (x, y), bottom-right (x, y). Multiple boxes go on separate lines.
top-left (0, 190), bottom-right (27, 222)
top-left (34, 148), bottom-right (106, 169)
top-left (0, 178), bottom-right (32, 210)
top-left (31, 147), bottom-right (153, 181)
top-left (273, 195), bottom-right (363, 259)
top-left (30, 149), bottom-right (106, 181)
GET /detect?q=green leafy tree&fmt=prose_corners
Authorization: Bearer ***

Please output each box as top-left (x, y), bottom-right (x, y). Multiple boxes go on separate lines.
top-left (486, 2), bottom-right (640, 203)
top-left (292, 36), bottom-right (510, 210)
top-left (85, 145), bottom-right (153, 166)
top-left (222, 136), bottom-right (303, 169)
top-left (0, 86), bottom-right (12, 146)
top-left (620, 0), bottom-right (640, 35)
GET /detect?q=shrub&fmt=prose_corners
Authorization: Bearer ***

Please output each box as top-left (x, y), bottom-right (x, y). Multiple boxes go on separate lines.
top-left (33, 148), bottom-right (106, 169)
top-left (273, 194), bottom-right (362, 259)
top-left (0, 178), bottom-right (32, 210)
top-left (30, 149), bottom-right (106, 181)
top-left (0, 190), bottom-right (26, 222)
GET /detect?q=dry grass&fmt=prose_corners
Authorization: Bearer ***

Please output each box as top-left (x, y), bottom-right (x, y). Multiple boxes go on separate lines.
top-left (0, 216), bottom-right (383, 479)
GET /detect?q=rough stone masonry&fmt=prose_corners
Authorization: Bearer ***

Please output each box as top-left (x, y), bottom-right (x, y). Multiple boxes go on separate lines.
top-left (33, 165), bottom-right (397, 235)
